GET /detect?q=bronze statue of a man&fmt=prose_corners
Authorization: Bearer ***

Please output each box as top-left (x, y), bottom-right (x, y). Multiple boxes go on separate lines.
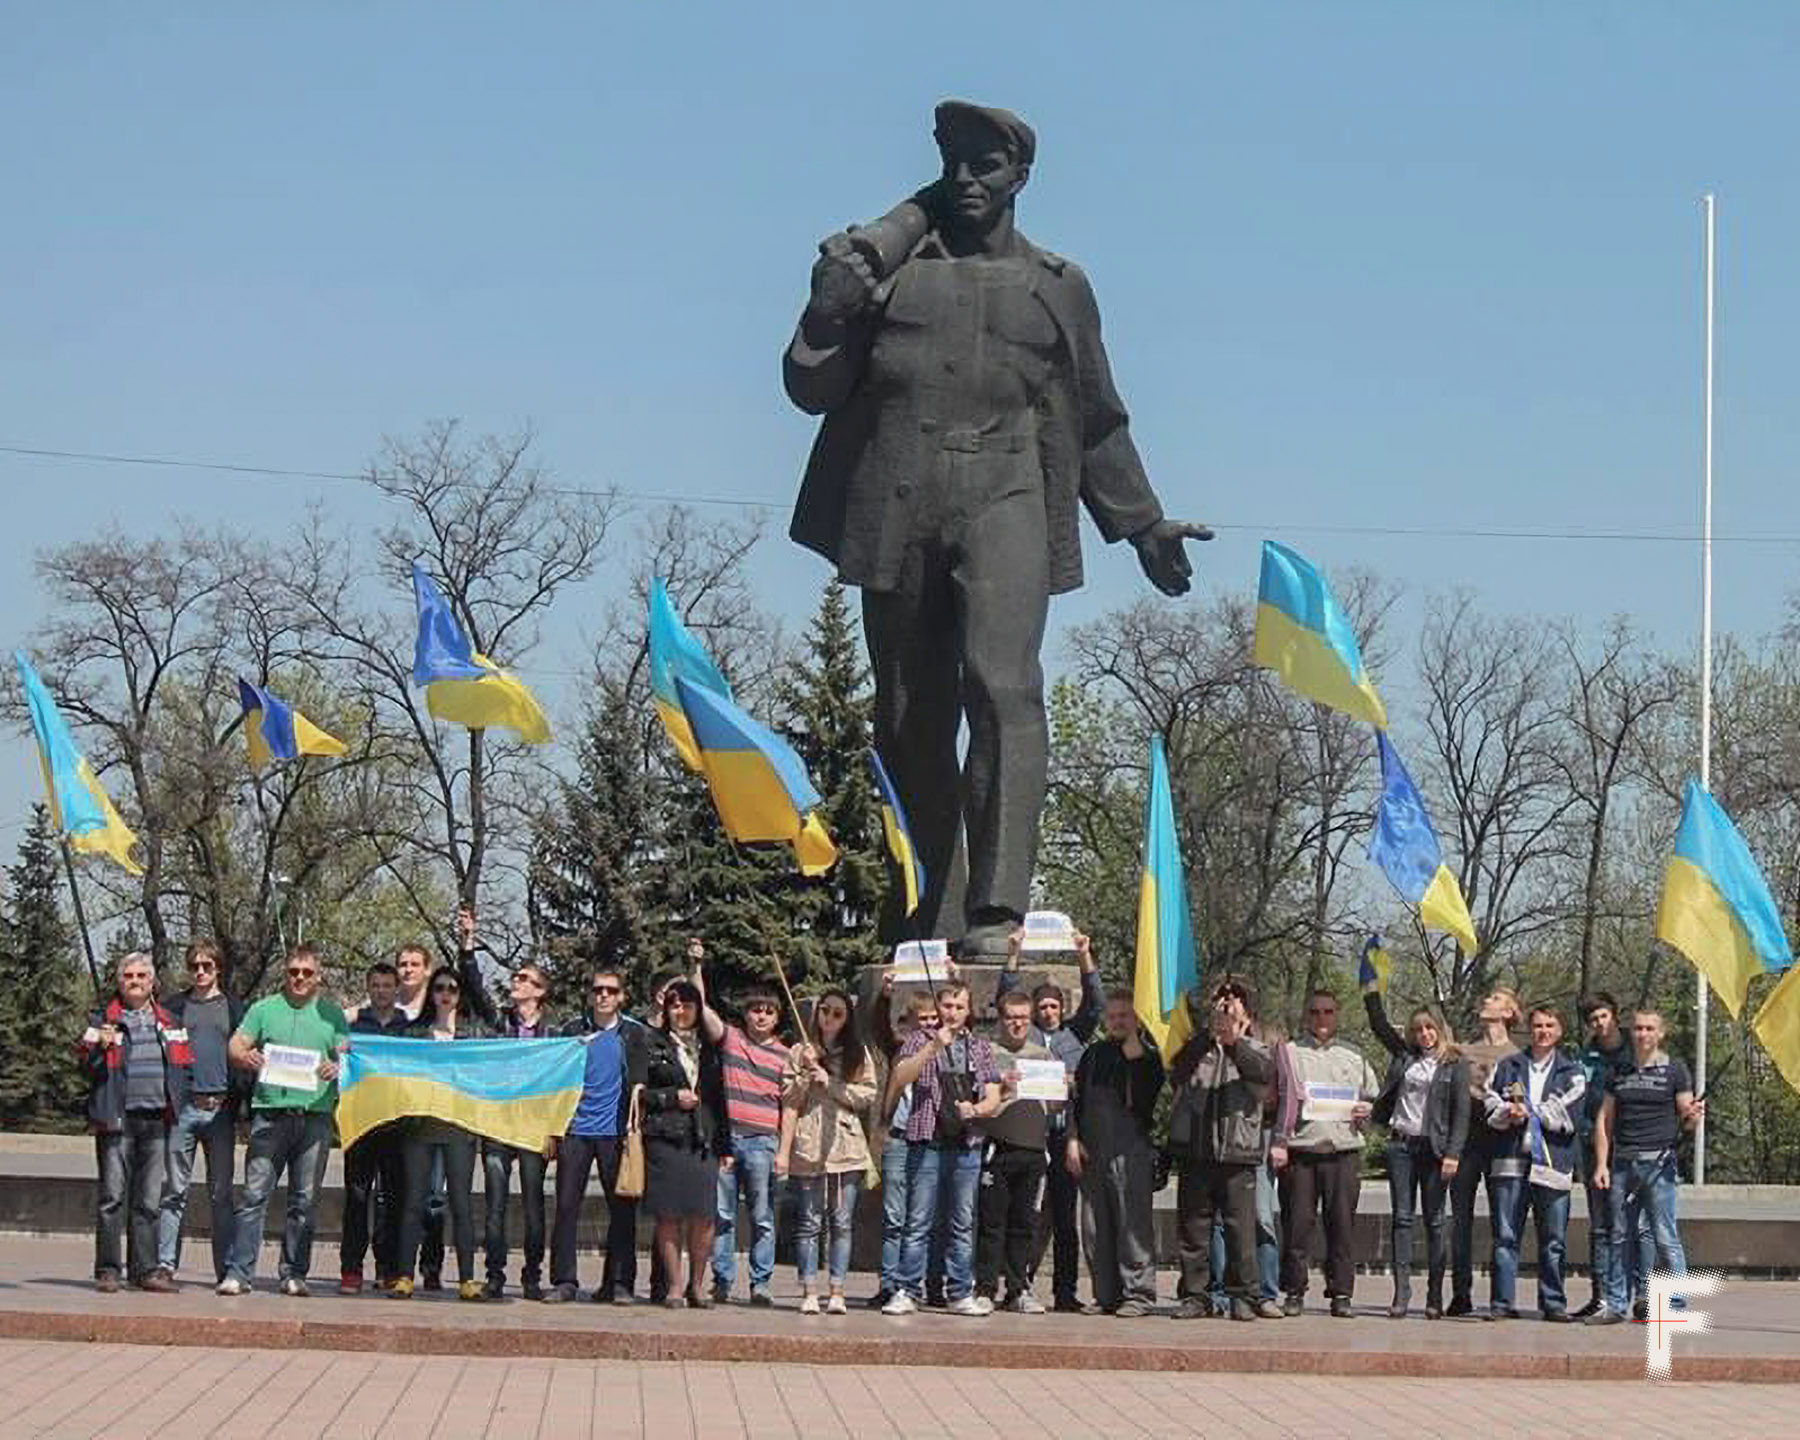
top-left (783, 99), bottom-right (1209, 956)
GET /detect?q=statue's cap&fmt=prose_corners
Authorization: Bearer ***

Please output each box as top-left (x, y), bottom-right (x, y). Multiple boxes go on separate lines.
top-left (933, 100), bottom-right (1035, 167)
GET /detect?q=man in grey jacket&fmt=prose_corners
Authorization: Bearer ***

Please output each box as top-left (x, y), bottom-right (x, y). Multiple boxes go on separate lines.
top-left (1168, 979), bottom-right (1281, 1321)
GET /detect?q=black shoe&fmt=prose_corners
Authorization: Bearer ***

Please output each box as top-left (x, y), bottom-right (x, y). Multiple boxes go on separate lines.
top-left (1280, 1294), bottom-right (1303, 1318)
top-left (1543, 1309), bottom-right (1571, 1323)
top-left (1425, 1304), bottom-right (1444, 1320)
top-left (1487, 1305), bottom-right (1520, 1321)
top-left (1174, 1296), bottom-right (1211, 1320)
top-left (1329, 1297), bottom-right (1354, 1319)
top-left (1572, 1298), bottom-right (1602, 1320)
top-left (420, 1270), bottom-right (443, 1293)
top-left (1051, 1296), bottom-right (1085, 1314)
top-left (868, 1291), bottom-right (891, 1311)
top-left (1229, 1298), bottom-right (1257, 1322)
top-left (749, 1288), bottom-right (774, 1308)
top-left (522, 1280), bottom-right (544, 1302)
top-left (1632, 1298), bottom-right (1648, 1323)
top-left (540, 1283), bottom-right (578, 1304)
top-left (484, 1278), bottom-right (505, 1300)
top-left (609, 1289), bottom-right (636, 1306)
top-left (1445, 1296), bottom-right (1473, 1317)
top-left (1388, 1302), bottom-right (1409, 1319)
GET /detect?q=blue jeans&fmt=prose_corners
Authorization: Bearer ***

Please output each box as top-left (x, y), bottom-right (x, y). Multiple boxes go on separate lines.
top-left (1386, 1137), bottom-right (1450, 1308)
top-left (712, 1132), bottom-right (778, 1292)
top-left (879, 1133), bottom-right (910, 1295)
top-left (1490, 1175), bottom-right (1571, 1314)
top-left (899, 1142), bottom-right (981, 1301)
top-left (226, 1110), bottom-right (333, 1284)
top-left (794, 1172), bottom-right (862, 1289)
top-left (1208, 1162), bottom-right (1279, 1303)
top-left (1606, 1155), bottom-right (1687, 1314)
top-left (157, 1101), bottom-right (236, 1278)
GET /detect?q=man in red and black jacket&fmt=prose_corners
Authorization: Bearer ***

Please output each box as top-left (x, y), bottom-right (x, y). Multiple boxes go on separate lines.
top-left (78, 951), bottom-right (193, 1293)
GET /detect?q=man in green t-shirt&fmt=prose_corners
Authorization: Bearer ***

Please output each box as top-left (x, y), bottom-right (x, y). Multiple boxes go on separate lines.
top-left (217, 944), bottom-right (349, 1296)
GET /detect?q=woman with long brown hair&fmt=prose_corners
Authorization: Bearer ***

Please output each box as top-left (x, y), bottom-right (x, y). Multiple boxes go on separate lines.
top-left (642, 980), bottom-right (729, 1308)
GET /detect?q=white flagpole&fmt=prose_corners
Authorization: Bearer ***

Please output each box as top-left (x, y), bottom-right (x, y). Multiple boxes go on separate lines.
top-left (1695, 192), bottom-right (1715, 1184)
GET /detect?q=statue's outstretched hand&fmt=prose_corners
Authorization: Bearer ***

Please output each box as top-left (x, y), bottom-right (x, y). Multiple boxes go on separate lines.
top-left (1132, 519), bottom-right (1214, 596)
top-left (808, 233), bottom-right (876, 323)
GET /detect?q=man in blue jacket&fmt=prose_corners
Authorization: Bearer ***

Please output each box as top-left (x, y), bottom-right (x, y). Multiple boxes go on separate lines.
top-left (1484, 1006), bottom-right (1586, 1322)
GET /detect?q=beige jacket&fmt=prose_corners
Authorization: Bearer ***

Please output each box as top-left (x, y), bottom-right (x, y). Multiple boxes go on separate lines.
top-left (782, 1046), bottom-right (878, 1176)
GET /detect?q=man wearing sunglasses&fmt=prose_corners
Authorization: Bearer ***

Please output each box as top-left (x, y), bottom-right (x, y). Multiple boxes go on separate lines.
top-left (544, 964), bottom-right (650, 1303)
top-left (155, 940), bottom-right (244, 1290)
top-left (480, 952), bottom-right (559, 1299)
top-left (218, 944), bottom-right (348, 1296)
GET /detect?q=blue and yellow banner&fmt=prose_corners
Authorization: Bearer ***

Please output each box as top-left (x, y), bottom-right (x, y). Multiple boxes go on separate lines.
top-left (1656, 777), bottom-right (1793, 1018)
top-left (1369, 731), bottom-right (1479, 954)
top-left (1252, 541), bottom-right (1387, 727)
top-left (410, 563), bottom-right (550, 743)
top-left (237, 678), bottom-right (346, 768)
top-left (1133, 735), bottom-right (1199, 1061)
top-left (1358, 935), bottom-right (1391, 996)
top-left (676, 675), bottom-right (837, 875)
top-left (338, 1034), bottom-right (586, 1151)
top-left (648, 576), bottom-right (732, 772)
top-left (14, 651), bottom-right (142, 875)
top-left (1753, 964), bottom-right (1800, 1096)
top-left (868, 749), bottom-right (925, 917)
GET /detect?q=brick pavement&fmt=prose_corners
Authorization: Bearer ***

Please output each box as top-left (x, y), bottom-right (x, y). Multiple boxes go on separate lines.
top-left (0, 1339), bottom-right (1793, 1438)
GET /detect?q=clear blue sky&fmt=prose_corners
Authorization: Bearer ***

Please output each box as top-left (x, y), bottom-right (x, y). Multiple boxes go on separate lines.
top-left (5, 3), bottom-right (1799, 839)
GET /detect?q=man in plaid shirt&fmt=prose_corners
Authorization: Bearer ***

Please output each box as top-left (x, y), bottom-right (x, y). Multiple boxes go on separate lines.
top-left (882, 982), bottom-right (1003, 1316)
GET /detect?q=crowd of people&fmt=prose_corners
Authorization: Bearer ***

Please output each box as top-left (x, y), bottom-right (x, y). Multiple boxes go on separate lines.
top-left (77, 918), bottom-right (1703, 1327)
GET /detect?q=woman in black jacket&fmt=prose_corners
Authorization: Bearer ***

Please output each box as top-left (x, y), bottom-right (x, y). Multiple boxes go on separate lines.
top-left (642, 979), bottom-right (730, 1308)
top-left (392, 965), bottom-right (495, 1301)
top-left (1366, 988), bottom-right (1469, 1319)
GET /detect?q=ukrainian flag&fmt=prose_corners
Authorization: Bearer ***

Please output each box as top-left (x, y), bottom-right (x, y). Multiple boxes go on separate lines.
top-left (676, 675), bottom-right (838, 876)
top-left (1358, 935), bottom-right (1391, 995)
top-left (1369, 731), bottom-right (1479, 954)
top-left (237, 679), bottom-right (347, 768)
top-left (1133, 735), bottom-right (1199, 1061)
top-left (1252, 541), bottom-right (1387, 727)
top-left (338, 1034), bottom-right (586, 1151)
top-left (649, 577), bottom-right (732, 771)
top-left (868, 749), bottom-right (925, 916)
top-left (14, 652), bottom-right (142, 875)
top-left (410, 563), bottom-right (550, 743)
top-left (1655, 777), bottom-right (1793, 1018)
top-left (1753, 964), bottom-right (1800, 1096)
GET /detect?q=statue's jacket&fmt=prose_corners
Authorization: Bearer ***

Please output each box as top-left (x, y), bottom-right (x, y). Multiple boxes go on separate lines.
top-left (784, 229), bottom-right (1164, 597)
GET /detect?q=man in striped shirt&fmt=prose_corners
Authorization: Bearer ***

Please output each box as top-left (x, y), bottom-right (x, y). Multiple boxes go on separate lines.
top-left (696, 942), bottom-right (790, 1306)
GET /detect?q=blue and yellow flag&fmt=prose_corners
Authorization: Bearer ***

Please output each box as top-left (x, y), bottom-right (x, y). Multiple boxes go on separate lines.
top-left (1252, 541), bottom-right (1387, 727)
top-left (409, 563), bottom-right (550, 743)
top-left (868, 749), bottom-right (925, 916)
top-left (1655, 778), bottom-right (1793, 1018)
top-left (1753, 964), bottom-right (1800, 1096)
top-left (237, 679), bottom-right (346, 768)
top-left (1133, 735), bottom-right (1199, 1061)
top-left (1369, 731), bottom-right (1479, 954)
top-left (648, 577), bottom-right (732, 771)
top-left (14, 652), bottom-right (141, 875)
top-left (338, 1034), bottom-right (586, 1151)
top-left (676, 675), bottom-right (838, 876)
top-left (1358, 935), bottom-right (1391, 996)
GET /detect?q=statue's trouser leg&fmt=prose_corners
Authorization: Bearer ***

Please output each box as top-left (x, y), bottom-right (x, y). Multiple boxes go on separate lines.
top-left (952, 480), bottom-right (1048, 924)
top-left (863, 558), bottom-right (967, 940)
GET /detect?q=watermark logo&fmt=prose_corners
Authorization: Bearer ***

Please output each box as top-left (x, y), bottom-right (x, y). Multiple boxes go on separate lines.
top-left (1643, 1269), bottom-right (1723, 1379)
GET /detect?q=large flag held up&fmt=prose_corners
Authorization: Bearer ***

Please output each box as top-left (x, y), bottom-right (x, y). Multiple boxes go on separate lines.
top-left (648, 576), bottom-right (733, 771)
top-left (338, 1034), bottom-right (586, 1151)
top-left (410, 563), bottom-right (551, 743)
top-left (14, 651), bottom-right (141, 875)
top-left (1752, 964), bottom-right (1800, 1096)
top-left (675, 675), bottom-right (838, 876)
top-left (1133, 735), bottom-right (1199, 1062)
top-left (237, 679), bottom-right (346, 768)
top-left (868, 749), bottom-right (925, 917)
top-left (1368, 731), bottom-right (1480, 954)
top-left (1655, 777), bottom-right (1794, 1019)
top-left (1252, 540), bottom-right (1387, 728)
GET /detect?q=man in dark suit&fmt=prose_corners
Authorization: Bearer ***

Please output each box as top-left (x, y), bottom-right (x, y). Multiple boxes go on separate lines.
top-left (784, 99), bottom-right (1209, 955)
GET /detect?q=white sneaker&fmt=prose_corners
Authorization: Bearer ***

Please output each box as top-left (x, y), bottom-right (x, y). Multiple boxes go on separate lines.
top-left (949, 1295), bottom-right (994, 1317)
top-left (215, 1277), bottom-right (247, 1296)
top-left (881, 1292), bottom-right (917, 1316)
top-left (825, 1294), bottom-right (847, 1316)
top-left (1009, 1292), bottom-right (1047, 1314)
top-left (279, 1277), bottom-right (310, 1298)
top-left (799, 1294), bottom-right (821, 1315)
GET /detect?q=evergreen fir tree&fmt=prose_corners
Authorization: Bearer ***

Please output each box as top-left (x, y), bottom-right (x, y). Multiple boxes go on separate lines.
top-left (0, 806), bottom-right (89, 1130)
